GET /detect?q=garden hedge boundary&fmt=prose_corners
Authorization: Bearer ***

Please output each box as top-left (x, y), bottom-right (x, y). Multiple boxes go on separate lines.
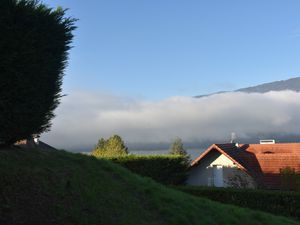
top-left (175, 186), bottom-right (300, 220)
top-left (101, 155), bottom-right (190, 185)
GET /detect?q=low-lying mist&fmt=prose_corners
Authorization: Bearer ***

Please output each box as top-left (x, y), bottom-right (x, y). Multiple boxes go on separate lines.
top-left (41, 90), bottom-right (300, 151)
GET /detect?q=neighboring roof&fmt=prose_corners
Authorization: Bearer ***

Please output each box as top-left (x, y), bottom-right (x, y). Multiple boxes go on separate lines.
top-left (15, 139), bottom-right (56, 151)
top-left (191, 143), bottom-right (300, 188)
top-left (38, 141), bottom-right (57, 151)
top-left (191, 144), bottom-right (248, 172)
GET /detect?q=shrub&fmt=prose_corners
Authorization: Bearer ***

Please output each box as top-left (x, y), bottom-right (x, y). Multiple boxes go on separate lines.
top-left (100, 155), bottom-right (190, 185)
top-left (280, 167), bottom-right (300, 191)
top-left (0, 0), bottom-right (76, 144)
top-left (175, 186), bottom-right (300, 219)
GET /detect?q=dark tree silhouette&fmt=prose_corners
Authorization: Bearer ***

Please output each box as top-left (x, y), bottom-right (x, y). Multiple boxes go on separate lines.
top-left (0, 0), bottom-right (76, 145)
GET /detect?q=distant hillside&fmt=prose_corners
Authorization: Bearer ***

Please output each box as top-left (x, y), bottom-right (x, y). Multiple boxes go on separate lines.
top-left (236, 77), bottom-right (300, 93)
top-left (195, 77), bottom-right (300, 97)
top-left (0, 148), bottom-right (298, 225)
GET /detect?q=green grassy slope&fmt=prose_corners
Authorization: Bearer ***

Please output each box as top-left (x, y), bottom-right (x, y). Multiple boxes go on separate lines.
top-left (0, 148), bottom-right (299, 225)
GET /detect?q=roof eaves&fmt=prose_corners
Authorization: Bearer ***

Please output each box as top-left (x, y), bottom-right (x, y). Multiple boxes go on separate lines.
top-left (191, 144), bottom-right (250, 176)
top-left (190, 144), bottom-right (216, 166)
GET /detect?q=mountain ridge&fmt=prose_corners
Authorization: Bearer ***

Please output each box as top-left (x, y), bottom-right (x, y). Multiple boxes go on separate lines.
top-left (195, 77), bottom-right (300, 98)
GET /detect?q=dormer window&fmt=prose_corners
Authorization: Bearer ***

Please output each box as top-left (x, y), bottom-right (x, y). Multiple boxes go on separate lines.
top-left (263, 151), bottom-right (274, 154)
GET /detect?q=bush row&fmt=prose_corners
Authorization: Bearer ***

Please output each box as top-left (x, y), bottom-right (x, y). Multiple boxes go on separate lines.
top-left (101, 155), bottom-right (190, 185)
top-left (175, 186), bottom-right (300, 219)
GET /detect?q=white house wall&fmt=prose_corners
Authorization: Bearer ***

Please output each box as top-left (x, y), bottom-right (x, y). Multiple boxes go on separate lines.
top-left (187, 149), bottom-right (255, 188)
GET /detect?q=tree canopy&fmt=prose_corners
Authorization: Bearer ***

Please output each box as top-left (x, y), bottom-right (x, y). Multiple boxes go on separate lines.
top-left (92, 135), bottom-right (128, 157)
top-left (0, 0), bottom-right (76, 145)
top-left (169, 137), bottom-right (188, 156)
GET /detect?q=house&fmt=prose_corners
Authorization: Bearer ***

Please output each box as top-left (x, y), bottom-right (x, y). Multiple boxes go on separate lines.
top-left (15, 137), bottom-right (56, 151)
top-left (187, 141), bottom-right (300, 189)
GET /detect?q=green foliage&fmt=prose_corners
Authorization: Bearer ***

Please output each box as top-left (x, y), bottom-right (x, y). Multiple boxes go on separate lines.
top-left (176, 186), bottom-right (300, 220)
top-left (0, 147), bottom-right (297, 225)
top-left (226, 170), bottom-right (252, 188)
top-left (92, 135), bottom-right (128, 157)
top-left (0, 0), bottom-right (76, 144)
top-left (280, 167), bottom-right (300, 191)
top-left (95, 138), bottom-right (106, 150)
top-left (169, 137), bottom-right (188, 156)
top-left (105, 154), bottom-right (190, 185)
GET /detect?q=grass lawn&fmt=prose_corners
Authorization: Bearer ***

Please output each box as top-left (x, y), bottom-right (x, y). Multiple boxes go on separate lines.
top-left (0, 147), bottom-right (299, 225)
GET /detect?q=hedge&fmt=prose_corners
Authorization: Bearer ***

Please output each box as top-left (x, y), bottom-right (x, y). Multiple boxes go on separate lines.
top-left (101, 155), bottom-right (190, 185)
top-left (175, 186), bottom-right (300, 220)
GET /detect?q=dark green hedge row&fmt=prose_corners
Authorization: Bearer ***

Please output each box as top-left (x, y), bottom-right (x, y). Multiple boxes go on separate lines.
top-left (103, 155), bottom-right (190, 185)
top-left (175, 186), bottom-right (300, 220)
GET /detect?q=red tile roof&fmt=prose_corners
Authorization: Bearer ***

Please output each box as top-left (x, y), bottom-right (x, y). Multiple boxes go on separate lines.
top-left (191, 143), bottom-right (300, 189)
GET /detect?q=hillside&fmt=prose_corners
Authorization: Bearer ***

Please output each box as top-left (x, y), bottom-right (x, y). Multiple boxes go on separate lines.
top-left (0, 148), bottom-right (299, 225)
top-left (195, 77), bottom-right (300, 97)
top-left (236, 77), bottom-right (300, 93)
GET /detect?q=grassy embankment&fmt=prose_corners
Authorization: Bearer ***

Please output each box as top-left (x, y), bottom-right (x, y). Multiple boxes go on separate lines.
top-left (0, 147), bottom-right (299, 225)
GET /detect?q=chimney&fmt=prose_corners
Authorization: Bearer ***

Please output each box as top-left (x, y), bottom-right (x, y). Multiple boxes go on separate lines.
top-left (34, 137), bottom-right (39, 145)
top-left (260, 139), bottom-right (275, 144)
top-left (230, 132), bottom-right (236, 143)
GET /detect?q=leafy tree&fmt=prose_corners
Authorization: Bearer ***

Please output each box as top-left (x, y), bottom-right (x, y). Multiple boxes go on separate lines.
top-left (92, 135), bottom-right (128, 157)
top-left (169, 137), bottom-right (188, 156)
top-left (95, 138), bottom-right (106, 151)
top-left (105, 135), bottom-right (128, 155)
top-left (0, 0), bottom-right (76, 145)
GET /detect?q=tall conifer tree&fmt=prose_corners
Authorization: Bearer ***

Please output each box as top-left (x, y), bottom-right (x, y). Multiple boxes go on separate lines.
top-left (0, 0), bottom-right (76, 145)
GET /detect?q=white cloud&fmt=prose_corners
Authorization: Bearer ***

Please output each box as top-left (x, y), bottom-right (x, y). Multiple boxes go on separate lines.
top-left (41, 90), bottom-right (300, 150)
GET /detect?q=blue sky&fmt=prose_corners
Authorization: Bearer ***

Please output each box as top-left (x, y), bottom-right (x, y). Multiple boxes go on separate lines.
top-left (43, 0), bottom-right (300, 99)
